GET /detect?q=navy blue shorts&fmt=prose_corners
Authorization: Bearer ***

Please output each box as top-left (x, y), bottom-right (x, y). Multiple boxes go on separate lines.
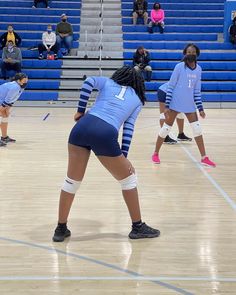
top-left (157, 89), bottom-right (166, 103)
top-left (68, 114), bottom-right (122, 157)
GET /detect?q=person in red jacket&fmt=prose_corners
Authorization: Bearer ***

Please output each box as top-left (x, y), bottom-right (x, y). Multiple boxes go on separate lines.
top-left (148, 2), bottom-right (165, 34)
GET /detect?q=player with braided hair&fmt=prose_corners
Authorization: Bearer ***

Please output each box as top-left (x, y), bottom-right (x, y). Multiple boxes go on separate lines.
top-left (53, 66), bottom-right (160, 242)
top-left (0, 73), bottom-right (28, 147)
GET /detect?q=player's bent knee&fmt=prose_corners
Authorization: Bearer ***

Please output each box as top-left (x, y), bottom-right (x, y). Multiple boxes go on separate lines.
top-left (190, 121), bottom-right (202, 137)
top-left (159, 122), bottom-right (171, 138)
top-left (61, 176), bottom-right (81, 194)
top-left (119, 174), bottom-right (137, 190)
top-left (176, 113), bottom-right (184, 119)
top-left (159, 113), bottom-right (165, 120)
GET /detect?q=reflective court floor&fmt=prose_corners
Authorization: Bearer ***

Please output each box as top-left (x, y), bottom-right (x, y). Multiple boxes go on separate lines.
top-left (0, 107), bottom-right (236, 295)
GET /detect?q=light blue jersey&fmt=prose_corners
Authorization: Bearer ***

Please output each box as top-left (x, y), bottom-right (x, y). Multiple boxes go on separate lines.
top-left (165, 62), bottom-right (203, 113)
top-left (0, 81), bottom-right (23, 107)
top-left (77, 76), bottom-right (142, 157)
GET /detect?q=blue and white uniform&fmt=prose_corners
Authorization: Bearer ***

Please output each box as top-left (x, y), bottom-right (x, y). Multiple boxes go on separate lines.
top-left (165, 62), bottom-right (203, 113)
top-left (0, 81), bottom-right (24, 107)
top-left (69, 76), bottom-right (142, 157)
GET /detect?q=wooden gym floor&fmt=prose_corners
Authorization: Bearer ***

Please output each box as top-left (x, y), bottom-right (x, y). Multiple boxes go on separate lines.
top-left (0, 107), bottom-right (235, 295)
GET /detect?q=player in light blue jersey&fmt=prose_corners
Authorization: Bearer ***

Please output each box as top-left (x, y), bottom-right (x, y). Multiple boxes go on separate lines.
top-left (53, 66), bottom-right (160, 242)
top-left (0, 73), bottom-right (28, 147)
top-left (152, 44), bottom-right (216, 167)
top-left (157, 45), bottom-right (199, 144)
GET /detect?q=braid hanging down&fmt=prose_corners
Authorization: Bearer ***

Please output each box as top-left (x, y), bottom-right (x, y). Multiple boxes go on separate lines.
top-left (111, 66), bottom-right (146, 105)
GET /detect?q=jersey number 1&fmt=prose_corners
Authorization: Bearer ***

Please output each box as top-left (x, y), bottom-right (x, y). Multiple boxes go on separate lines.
top-left (115, 86), bottom-right (127, 100)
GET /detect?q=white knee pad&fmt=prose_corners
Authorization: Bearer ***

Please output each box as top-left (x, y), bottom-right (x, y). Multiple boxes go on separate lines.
top-left (176, 113), bottom-right (184, 119)
top-left (119, 174), bottom-right (137, 190)
top-left (159, 123), bottom-right (171, 138)
top-left (1, 117), bottom-right (9, 123)
top-left (159, 113), bottom-right (165, 120)
top-left (61, 176), bottom-right (81, 194)
top-left (190, 121), bottom-right (202, 137)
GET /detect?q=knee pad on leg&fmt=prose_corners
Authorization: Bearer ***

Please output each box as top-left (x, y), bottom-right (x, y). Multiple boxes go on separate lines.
top-left (61, 176), bottom-right (81, 194)
top-left (1, 117), bottom-right (8, 123)
top-left (159, 113), bottom-right (165, 120)
top-left (190, 121), bottom-right (202, 137)
top-left (159, 123), bottom-right (171, 138)
top-left (119, 174), bottom-right (137, 190)
top-left (176, 113), bottom-right (184, 119)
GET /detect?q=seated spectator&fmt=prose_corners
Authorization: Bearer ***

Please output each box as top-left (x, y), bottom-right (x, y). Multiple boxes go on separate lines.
top-left (38, 25), bottom-right (58, 60)
top-left (133, 46), bottom-right (152, 81)
top-left (132, 0), bottom-right (148, 25)
top-left (32, 0), bottom-right (50, 8)
top-left (148, 2), bottom-right (165, 34)
top-left (56, 14), bottom-right (73, 56)
top-left (0, 25), bottom-right (21, 50)
top-left (1, 41), bottom-right (22, 80)
top-left (229, 17), bottom-right (236, 46)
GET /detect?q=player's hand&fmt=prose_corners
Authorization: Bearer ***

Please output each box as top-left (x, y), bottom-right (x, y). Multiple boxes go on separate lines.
top-left (127, 159), bottom-right (135, 174)
top-left (199, 110), bottom-right (206, 119)
top-left (164, 108), bottom-right (170, 119)
top-left (74, 112), bottom-right (84, 121)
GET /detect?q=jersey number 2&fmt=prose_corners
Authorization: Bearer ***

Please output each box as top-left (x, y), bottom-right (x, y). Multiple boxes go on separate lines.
top-left (115, 86), bottom-right (127, 100)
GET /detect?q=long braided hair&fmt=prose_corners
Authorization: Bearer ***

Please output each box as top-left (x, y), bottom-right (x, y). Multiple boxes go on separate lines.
top-left (111, 66), bottom-right (146, 105)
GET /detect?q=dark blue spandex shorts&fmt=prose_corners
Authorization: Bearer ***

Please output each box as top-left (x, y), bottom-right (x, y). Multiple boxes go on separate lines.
top-left (69, 114), bottom-right (122, 157)
top-left (157, 89), bottom-right (166, 103)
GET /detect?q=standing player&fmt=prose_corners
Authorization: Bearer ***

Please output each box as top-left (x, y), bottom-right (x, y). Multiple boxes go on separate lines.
top-left (157, 44), bottom-right (201, 144)
top-left (0, 73), bottom-right (28, 147)
top-left (152, 44), bottom-right (216, 167)
top-left (52, 66), bottom-right (160, 242)
top-left (158, 81), bottom-right (192, 144)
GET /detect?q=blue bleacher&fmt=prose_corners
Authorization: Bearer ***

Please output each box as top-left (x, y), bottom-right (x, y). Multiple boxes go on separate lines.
top-left (0, 0), bottom-right (81, 101)
top-left (122, 0), bottom-right (236, 103)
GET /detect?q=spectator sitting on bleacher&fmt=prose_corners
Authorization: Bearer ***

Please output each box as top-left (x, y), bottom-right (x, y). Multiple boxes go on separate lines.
top-left (148, 2), bottom-right (165, 34)
top-left (38, 25), bottom-right (58, 60)
top-left (132, 0), bottom-right (148, 25)
top-left (1, 41), bottom-right (22, 80)
top-left (0, 25), bottom-right (22, 50)
top-left (133, 46), bottom-right (152, 81)
top-left (229, 17), bottom-right (236, 46)
top-left (32, 0), bottom-right (50, 8)
top-left (56, 14), bottom-right (73, 56)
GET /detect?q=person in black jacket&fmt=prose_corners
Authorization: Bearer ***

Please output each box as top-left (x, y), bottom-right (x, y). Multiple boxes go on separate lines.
top-left (229, 17), bottom-right (236, 45)
top-left (133, 46), bottom-right (152, 81)
top-left (132, 0), bottom-right (148, 25)
top-left (0, 25), bottom-right (21, 50)
top-left (32, 0), bottom-right (49, 8)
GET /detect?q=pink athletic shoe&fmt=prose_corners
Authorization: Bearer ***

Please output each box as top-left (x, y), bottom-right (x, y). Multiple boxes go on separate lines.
top-left (152, 152), bottom-right (160, 164)
top-left (201, 156), bottom-right (216, 167)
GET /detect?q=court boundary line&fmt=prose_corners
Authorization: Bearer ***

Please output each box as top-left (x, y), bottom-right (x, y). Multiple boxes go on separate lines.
top-left (0, 275), bottom-right (235, 282)
top-left (181, 145), bottom-right (236, 212)
top-left (0, 236), bottom-right (194, 295)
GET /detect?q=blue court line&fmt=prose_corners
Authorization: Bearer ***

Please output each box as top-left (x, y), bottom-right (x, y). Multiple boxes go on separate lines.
top-left (0, 236), bottom-right (194, 295)
top-left (43, 113), bottom-right (50, 121)
top-left (181, 145), bottom-right (236, 212)
top-left (0, 275), bottom-right (235, 282)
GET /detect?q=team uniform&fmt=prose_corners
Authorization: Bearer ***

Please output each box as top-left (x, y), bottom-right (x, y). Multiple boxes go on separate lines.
top-left (165, 62), bottom-right (203, 113)
top-left (69, 76), bottom-right (142, 157)
top-left (157, 82), bottom-right (168, 103)
top-left (0, 81), bottom-right (24, 107)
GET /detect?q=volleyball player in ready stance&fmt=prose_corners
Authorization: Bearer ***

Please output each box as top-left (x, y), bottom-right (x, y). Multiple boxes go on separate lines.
top-left (152, 45), bottom-right (216, 167)
top-left (0, 73), bottom-right (28, 147)
top-left (53, 66), bottom-right (160, 242)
